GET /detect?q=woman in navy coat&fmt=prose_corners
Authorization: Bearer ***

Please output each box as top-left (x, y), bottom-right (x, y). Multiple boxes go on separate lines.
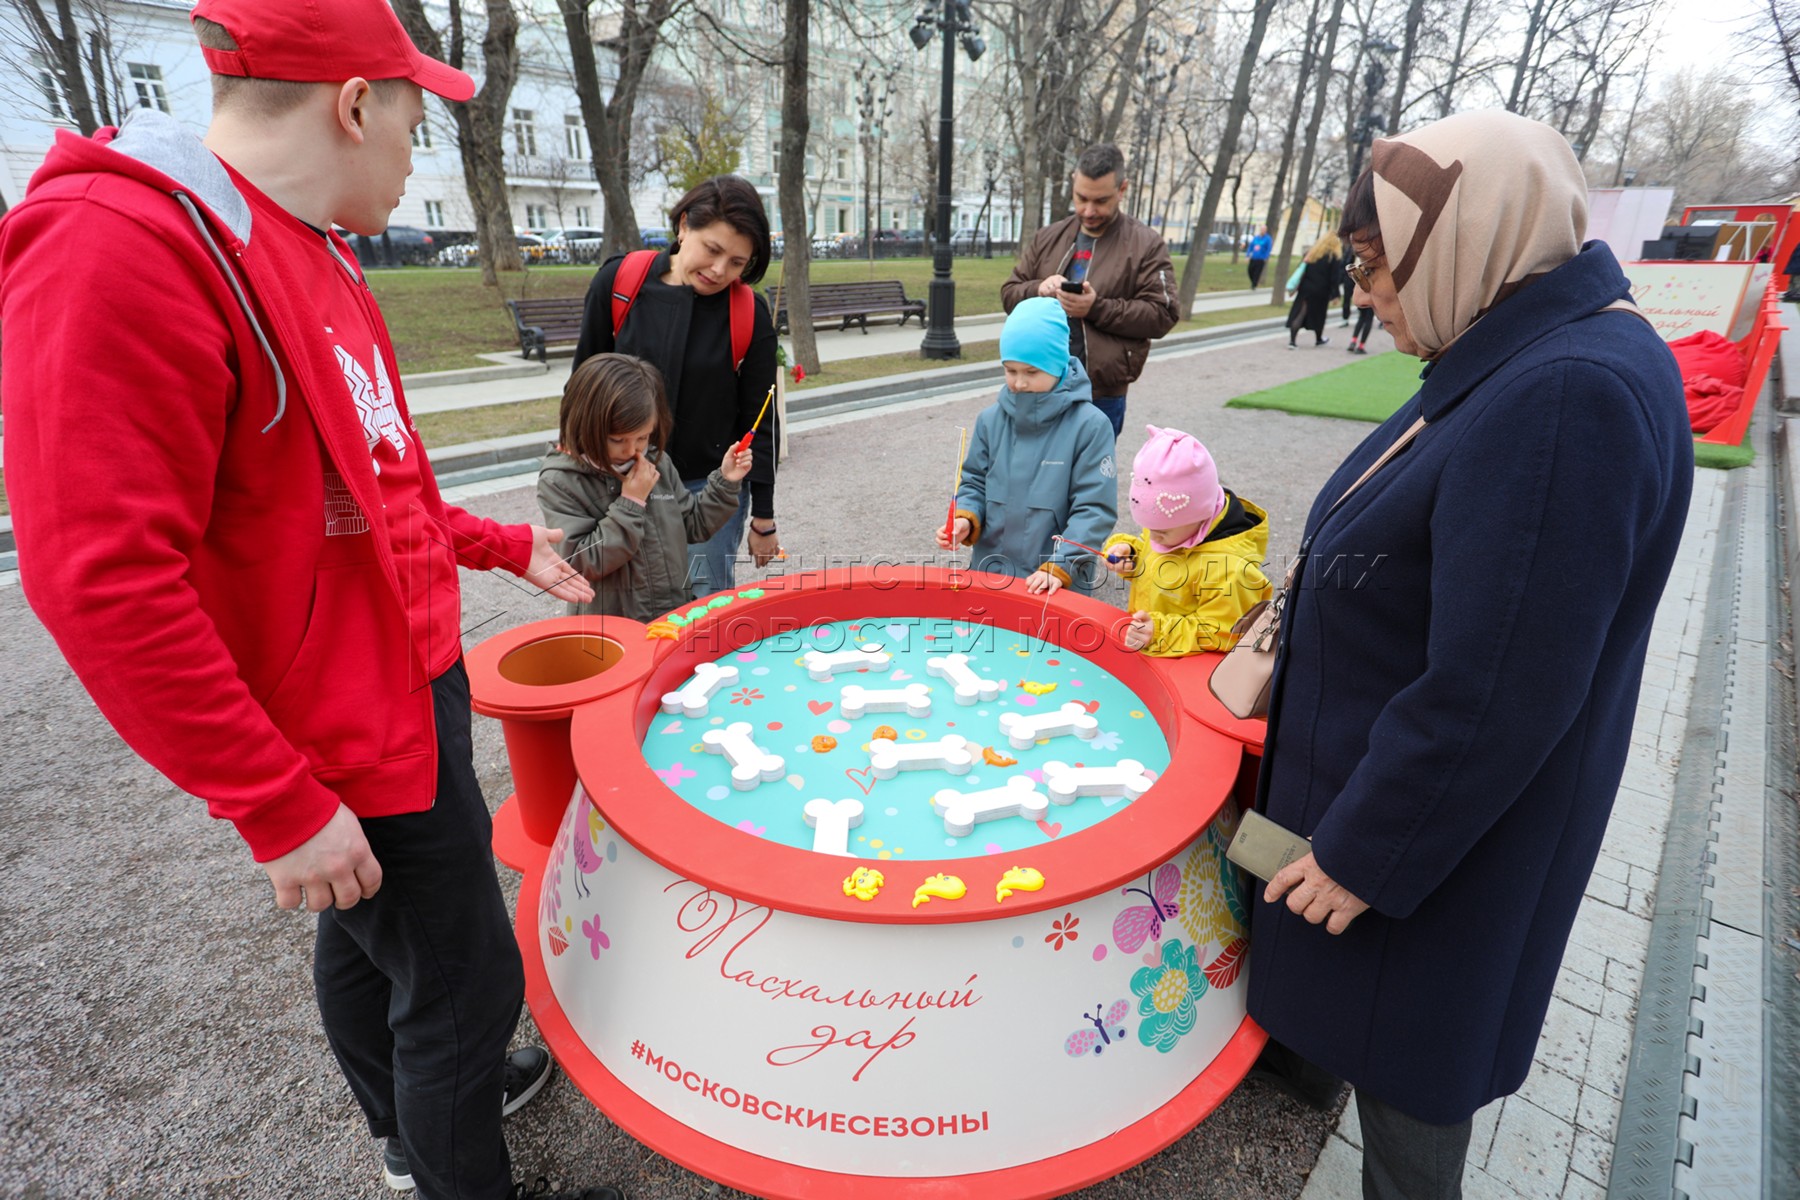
top-left (1248, 110), bottom-right (1693, 1197)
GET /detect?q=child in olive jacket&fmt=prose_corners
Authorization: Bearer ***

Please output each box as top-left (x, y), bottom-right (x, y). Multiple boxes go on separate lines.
top-left (538, 354), bottom-right (751, 619)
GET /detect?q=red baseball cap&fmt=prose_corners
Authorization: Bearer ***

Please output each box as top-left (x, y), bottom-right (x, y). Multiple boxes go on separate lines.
top-left (190, 0), bottom-right (475, 102)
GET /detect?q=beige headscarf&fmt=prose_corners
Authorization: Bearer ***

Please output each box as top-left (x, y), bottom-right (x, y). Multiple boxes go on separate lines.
top-left (1368, 110), bottom-right (1588, 358)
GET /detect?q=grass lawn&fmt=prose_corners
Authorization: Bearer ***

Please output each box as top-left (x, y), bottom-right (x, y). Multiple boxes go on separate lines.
top-left (371, 252), bottom-right (1256, 376)
top-left (1227, 351), bottom-right (1752, 470)
top-left (1226, 350), bottom-right (1425, 422)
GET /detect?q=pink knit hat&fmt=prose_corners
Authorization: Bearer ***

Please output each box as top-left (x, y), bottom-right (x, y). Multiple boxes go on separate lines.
top-left (1129, 425), bottom-right (1224, 550)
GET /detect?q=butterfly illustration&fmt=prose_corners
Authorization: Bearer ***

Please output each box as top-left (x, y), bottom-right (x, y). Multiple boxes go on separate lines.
top-left (1064, 1001), bottom-right (1131, 1057)
top-left (1112, 863), bottom-right (1181, 953)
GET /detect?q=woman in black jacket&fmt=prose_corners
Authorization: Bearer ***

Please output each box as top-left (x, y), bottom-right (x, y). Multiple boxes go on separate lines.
top-left (573, 176), bottom-right (780, 597)
top-left (1286, 232), bottom-right (1343, 347)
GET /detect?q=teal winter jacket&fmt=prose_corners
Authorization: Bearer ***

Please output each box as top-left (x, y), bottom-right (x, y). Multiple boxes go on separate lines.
top-left (953, 357), bottom-right (1119, 591)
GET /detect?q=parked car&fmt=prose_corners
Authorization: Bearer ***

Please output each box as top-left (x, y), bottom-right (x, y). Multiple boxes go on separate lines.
top-left (433, 232), bottom-right (549, 266)
top-left (640, 227), bottom-right (671, 249)
top-left (949, 228), bottom-right (992, 253)
top-left (543, 226), bottom-right (605, 264)
top-left (338, 224), bottom-right (436, 267)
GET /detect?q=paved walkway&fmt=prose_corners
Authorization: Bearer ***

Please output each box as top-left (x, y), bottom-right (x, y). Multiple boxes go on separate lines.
top-left (403, 287), bottom-right (1277, 417)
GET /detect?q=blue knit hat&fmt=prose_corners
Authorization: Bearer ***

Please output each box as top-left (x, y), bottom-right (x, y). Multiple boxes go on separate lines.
top-left (999, 297), bottom-right (1071, 382)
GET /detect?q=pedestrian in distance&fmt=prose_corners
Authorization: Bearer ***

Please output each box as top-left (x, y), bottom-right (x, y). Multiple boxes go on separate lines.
top-left (0, 0), bottom-right (623, 1196)
top-left (1001, 143), bottom-right (1180, 438)
top-left (1246, 225), bottom-right (1274, 289)
top-left (936, 297), bottom-right (1119, 593)
top-left (1246, 109), bottom-right (1692, 1199)
top-left (1286, 232), bottom-right (1344, 348)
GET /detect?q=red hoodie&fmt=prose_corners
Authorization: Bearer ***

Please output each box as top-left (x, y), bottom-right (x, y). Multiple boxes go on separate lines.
top-left (0, 114), bottom-right (534, 861)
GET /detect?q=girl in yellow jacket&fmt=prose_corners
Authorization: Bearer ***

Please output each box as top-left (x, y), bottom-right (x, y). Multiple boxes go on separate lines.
top-left (1104, 425), bottom-right (1273, 655)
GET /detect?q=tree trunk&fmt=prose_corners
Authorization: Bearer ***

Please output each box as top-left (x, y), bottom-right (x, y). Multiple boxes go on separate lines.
top-left (1176, 0), bottom-right (1280, 315)
top-left (1097, 0), bottom-right (1154, 145)
top-left (1262, 0), bottom-right (1326, 305)
top-left (1506, 0), bottom-right (1552, 113)
top-left (1271, 0), bottom-right (1346, 307)
top-left (777, 0), bottom-right (820, 375)
top-left (1438, 0), bottom-right (1478, 118)
top-left (1386, 0), bottom-right (1426, 134)
top-left (393, 0), bottom-right (523, 287)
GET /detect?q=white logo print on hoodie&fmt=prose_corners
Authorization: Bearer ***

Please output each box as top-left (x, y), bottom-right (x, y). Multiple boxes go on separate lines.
top-left (337, 343), bottom-right (408, 473)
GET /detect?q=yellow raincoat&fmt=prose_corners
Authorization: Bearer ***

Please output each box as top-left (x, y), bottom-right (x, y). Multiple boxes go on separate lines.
top-left (1104, 494), bottom-right (1272, 656)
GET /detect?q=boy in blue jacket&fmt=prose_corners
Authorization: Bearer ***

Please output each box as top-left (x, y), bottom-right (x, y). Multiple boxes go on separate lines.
top-left (934, 298), bottom-right (1118, 592)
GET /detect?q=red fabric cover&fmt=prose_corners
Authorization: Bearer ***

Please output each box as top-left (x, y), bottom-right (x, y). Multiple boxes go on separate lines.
top-left (1683, 372), bottom-right (1743, 435)
top-left (1667, 330), bottom-right (1747, 389)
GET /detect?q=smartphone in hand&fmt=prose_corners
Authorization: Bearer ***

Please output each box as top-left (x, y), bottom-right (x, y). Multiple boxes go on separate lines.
top-left (1060, 278), bottom-right (1085, 294)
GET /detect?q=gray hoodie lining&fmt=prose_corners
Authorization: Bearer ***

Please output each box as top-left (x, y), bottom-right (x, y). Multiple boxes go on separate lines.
top-left (106, 108), bottom-right (289, 430)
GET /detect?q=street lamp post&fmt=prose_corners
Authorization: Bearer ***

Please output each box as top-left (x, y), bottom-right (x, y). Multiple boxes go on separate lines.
top-left (911, 0), bottom-right (984, 360)
top-left (981, 147), bottom-right (998, 259)
top-left (855, 61), bottom-right (895, 265)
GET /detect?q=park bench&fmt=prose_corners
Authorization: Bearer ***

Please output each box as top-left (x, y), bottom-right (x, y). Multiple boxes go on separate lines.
top-left (764, 280), bottom-right (926, 335)
top-left (505, 296), bottom-right (586, 361)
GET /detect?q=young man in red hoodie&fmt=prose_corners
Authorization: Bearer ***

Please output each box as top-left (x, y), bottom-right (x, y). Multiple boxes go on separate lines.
top-left (0, 2), bottom-right (621, 1197)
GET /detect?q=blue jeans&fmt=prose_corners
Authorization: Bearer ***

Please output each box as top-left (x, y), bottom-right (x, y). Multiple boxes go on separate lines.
top-left (685, 477), bottom-right (752, 598)
top-left (1092, 396), bottom-right (1126, 438)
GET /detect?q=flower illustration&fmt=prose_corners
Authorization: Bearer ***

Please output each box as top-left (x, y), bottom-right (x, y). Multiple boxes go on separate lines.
top-left (730, 687), bottom-right (765, 706)
top-left (1178, 824), bottom-right (1248, 950)
top-left (1044, 912), bottom-right (1081, 950)
top-left (582, 914), bottom-right (611, 958)
top-left (539, 838), bottom-right (567, 926)
top-left (1132, 938), bottom-right (1207, 1053)
top-left (1089, 729), bottom-right (1122, 751)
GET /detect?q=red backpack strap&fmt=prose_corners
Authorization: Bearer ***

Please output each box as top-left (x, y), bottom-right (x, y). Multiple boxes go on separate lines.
top-left (727, 280), bottom-right (754, 372)
top-left (609, 249), bottom-right (659, 336)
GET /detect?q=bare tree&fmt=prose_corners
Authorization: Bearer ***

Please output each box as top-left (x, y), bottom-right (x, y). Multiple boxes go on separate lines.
top-left (1632, 66), bottom-right (1784, 201)
top-left (777, 0), bottom-right (820, 375)
top-left (1260, 0), bottom-right (1330, 300)
top-left (4, 0), bottom-right (128, 134)
top-left (557, 0), bottom-right (690, 260)
top-left (1761, 0), bottom-right (1800, 113)
top-left (1386, 0), bottom-right (1426, 132)
top-left (392, 0), bottom-right (522, 287)
top-left (1176, 0), bottom-right (1282, 315)
top-left (1270, 0), bottom-right (1349, 306)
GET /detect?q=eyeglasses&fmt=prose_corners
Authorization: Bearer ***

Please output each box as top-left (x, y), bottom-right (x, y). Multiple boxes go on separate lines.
top-left (1346, 253), bottom-right (1385, 290)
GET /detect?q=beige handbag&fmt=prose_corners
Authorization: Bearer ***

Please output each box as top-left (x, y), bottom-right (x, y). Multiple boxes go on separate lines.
top-left (1208, 415), bottom-right (1429, 719)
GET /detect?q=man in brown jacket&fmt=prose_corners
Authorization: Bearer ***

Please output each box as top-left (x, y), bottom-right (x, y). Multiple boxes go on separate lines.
top-left (1001, 144), bottom-right (1180, 437)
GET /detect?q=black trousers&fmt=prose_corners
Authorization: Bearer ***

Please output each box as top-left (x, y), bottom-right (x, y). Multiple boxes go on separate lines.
top-left (1353, 306), bottom-right (1377, 345)
top-left (1342, 275), bottom-right (1356, 320)
top-left (1357, 1089), bottom-right (1474, 1200)
top-left (313, 660), bottom-right (525, 1200)
top-left (1248, 257), bottom-right (1267, 289)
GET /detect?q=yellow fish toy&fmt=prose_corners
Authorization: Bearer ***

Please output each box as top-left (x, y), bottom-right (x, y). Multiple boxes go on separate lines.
top-left (1019, 680), bottom-right (1058, 696)
top-left (996, 866), bottom-right (1046, 902)
top-left (911, 873), bottom-right (967, 908)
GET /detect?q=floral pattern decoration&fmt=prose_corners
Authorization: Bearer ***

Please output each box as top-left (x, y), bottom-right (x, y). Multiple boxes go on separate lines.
top-left (1132, 938), bottom-right (1207, 1053)
top-left (1045, 912), bottom-right (1080, 950)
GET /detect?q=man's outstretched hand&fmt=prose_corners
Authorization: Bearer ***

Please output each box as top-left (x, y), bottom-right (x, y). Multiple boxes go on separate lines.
top-left (265, 804), bottom-right (383, 912)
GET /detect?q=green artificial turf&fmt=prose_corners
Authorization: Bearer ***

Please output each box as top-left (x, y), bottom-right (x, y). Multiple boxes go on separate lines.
top-left (1227, 350), bottom-right (1753, 471)
top-left (1224, 351), bottom-right (1425, 423)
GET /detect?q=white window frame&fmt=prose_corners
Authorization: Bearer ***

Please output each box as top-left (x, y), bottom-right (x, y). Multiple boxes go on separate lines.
top-left (525, 204), bottom-right (549, 231)
top-left (412, 118), bottom-right (433, 150)
top-left (564, 114), bottom-right (587, 159)
top-left (512, 108), bottom-right (538, 157)
top-left (127, 63), bottom-right (169, 114)
top-left (575, 205), bottom-right (593, 226)
top-left (423, 200), bottom-right (445, 228)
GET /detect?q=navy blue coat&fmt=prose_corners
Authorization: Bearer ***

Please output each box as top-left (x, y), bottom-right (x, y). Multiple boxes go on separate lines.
top-left (1247, 243), bottom-right (1693, 1124)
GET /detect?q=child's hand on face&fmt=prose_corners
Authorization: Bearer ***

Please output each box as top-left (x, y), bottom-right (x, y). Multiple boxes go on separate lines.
top-left (1025, 570), bottom-right (1063, 595)
top-left (1105, 545), bottom-right (1135, 575)
top-left (722, 443), bottom-right (753, 482)
top-left (1123, 610), bottom-right (1154, 652)
top-left (935, 517), bottom-right (972, 550)
top-left (620, 454), bottom-right (660, 503)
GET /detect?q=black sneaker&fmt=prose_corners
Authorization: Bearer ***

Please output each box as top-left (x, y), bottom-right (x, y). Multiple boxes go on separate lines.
top-left (503, 1046), bottom-right (554, 1116)
top-left (511, 1178), bottom-right (626, 1200)
top-left (382, 1137), bottom-right (414, 1192)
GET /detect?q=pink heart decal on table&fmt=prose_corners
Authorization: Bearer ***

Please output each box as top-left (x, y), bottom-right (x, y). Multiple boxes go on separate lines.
top-left (1037, 820), bottom-right (1063, 839)
top-left (807, 700), bottom-right (833, 716)
top-left (736, 819), bottom-right (767, 837)
top-left (845, 767), bottom-right (877, 796)
top-left (891, 669), bottom-right (913, 681)
top-left (660, 720), bottom-right (685, 734)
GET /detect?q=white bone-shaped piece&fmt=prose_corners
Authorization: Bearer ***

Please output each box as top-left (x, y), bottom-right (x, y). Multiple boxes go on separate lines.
top-left (802, 644), bottom-right (891, 681)
top-left (802, 797), bottom-right (865, 855)
top-left (998, 702), bottom-right (1101, 750)
top-left (867, 734), bottom-right (974, 779)
top-left (660, 661), bottom-right (739, 717)
top-left (926, 653), bottom-right (1002, 705)
top-left (930, 776), bottom-right (1048, 837)
top-left (840, 682), bottom-right (931, 719)
top-left (701, 721), bottom-right (787, 790)
top-left (1041, 759), bottom-right (1155, 804)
